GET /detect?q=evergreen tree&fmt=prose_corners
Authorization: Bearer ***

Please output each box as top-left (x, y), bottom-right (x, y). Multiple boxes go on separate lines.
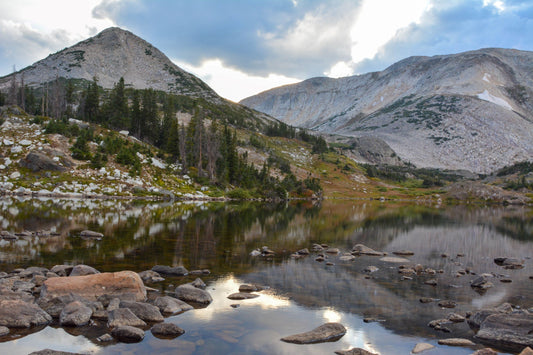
top-left (159, 95), bottom-right (175, 149)
top-left (166, 119), bottom-right (180, 161)
top-left (83, 77), bottom-right (100, 122)
top-left (109, 77), bottom-right (128, 128)
top-left (130, 90), bottom-right (141, 137)
top-left (141, 89), bottom-right (158, 142)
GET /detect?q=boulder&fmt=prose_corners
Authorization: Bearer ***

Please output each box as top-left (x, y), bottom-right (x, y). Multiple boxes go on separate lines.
top-left (438, 300), bottom-right (457, 308)
top-left (152, 296), bottom-right (193, 314)
top-left (138, 270), bottom-right (164, 283)
top-left (472, 349), bottom-right (499, 355)
top-left (175, 284), bottom-right (212, 304)
top-left (69, 264), bottom-right (100, 276)
top-left (364, 266), bottom-right (379, 273)
top-left (392, 250), bottom-right (414, 256)
top-left (108, 308), bottom-right (146, 328)
top-left (79, 230), bottom-right (104, 239)
top-left (40, 271), bottom-right (146, 303)
top-left (59, 301), bottom-right (93, 326)
top-left (111, 325), bottom-right (145, 343)
top-left (438, 338), bottom-right (476, 347)
top-left (494, 257), bottom-right (524, 269)
top-left (334, 348), bottom-right (377, 355)
top-left (50, 265), bottom-right (73, 277)
top-left (28, 350), bottom-right (82, 355)
top-left (0, 326), bottom-right (9, 336)
top-left (475, 313), bottom-right (533, 352)
top-left (0, 299), bottom-right (52, 327)
top-left (471, 276), bottom-right (494, 290)
top-left (19, 151), bottom-right (67, 172)
top-left (519, 347), bottom-right (533, 355)
top-left (119, 301), bottom-right (164, 322)
top-left (150, 322), bottom-right (185, 338)
top-left (189, 278), bottom-right (206, 289)
top-left (151, 265), bottom-right (188, 276)
top-left (352, 244), bottom-right (384, 256)
top-left (227, 292), bottom-right (259, 300)
top-left (412, 343), bottom-right (435, 354)
top-left (238, 284), bottom-right (259, 293)
top-left (281, 322), bottom-right (347, 344)
top-left (38, 294), bottom-right (79, 318)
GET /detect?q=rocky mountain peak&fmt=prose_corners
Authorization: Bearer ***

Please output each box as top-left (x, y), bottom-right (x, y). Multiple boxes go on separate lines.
top-left (0, 27), bottom-right (218, 100)
top-left (241, 48), bottom-right (533, 174)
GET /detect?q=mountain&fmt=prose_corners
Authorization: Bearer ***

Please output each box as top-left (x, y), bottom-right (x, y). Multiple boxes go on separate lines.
top-left (241, 48), bottom-right (533, 174)
top-left (0, 27), bottom-right (217, 100)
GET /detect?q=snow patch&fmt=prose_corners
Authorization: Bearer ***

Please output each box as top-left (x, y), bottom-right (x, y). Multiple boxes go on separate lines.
top-left (477, 90), bottom-right (512, 110)
top-left (482, 73), bottom-right (491, 83)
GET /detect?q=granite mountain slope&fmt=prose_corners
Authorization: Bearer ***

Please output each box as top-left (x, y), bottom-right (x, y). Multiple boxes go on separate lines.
top-left (0, 27), bottom-right (217, 100)
top-left (241, 48), bottom-right (533, 174)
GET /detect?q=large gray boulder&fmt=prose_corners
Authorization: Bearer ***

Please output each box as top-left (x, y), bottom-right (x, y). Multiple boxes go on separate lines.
top-left (19, 151), bottom-right (67, 172)
top-left (151, 265), bottom-right (188, 276)
top-left (119, 301), bottom-right (164, 322)
top-left (111, 325), bottom-right (145, 343)
top-left (150, 322), bottom-right (185, 338)
top-left (475, 313), bottom-right (533, 352)
top-left (281, 322), bottom-right (347, 344)
top-left (108, 308), bottom-right (146, 328)
top-left (0, 299), bottom-right (52, 328)
top-left (59, 301), bottom-right (93, 326)
top-left (152, 296), bottom-right (193, 315)
top-left (69, 264), bottom-right (100, 277)
top-left (175, 284), bottom-right (212, 304)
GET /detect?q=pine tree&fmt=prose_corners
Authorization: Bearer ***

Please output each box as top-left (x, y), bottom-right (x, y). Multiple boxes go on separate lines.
top-left (166, 119), bottom-right (180, 161)
top-left (130, 90), bottom-right (141, 137)
top-left (84, 77), bottom-right (100, 122)
top-left (109, 77), bottom-right (128, 128)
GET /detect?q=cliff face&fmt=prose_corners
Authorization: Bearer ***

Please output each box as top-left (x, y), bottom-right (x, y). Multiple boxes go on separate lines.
top-left (241, 49), bottom-right (533, 174)
top-left (0, 27), bottom-right (218, 100)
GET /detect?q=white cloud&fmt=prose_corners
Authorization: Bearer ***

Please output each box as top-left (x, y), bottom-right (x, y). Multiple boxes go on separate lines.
top-left (324, 0), bottom-right (431, 77)
top-left (174, 58), bottom-right (301, 102)
top-left (483, 0), bottom-right (506, 13)
top-left (0, 0), bottom-right (118, 74)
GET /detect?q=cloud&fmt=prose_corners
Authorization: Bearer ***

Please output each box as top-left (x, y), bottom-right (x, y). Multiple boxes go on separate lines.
top-left (0, 0), bottom-right (117, 75)
top-left (175, 58), bottom-right (300, 102)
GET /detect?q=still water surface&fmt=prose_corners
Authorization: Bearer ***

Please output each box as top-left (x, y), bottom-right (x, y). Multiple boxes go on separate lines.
top-left (0, 198), bottom-right (531, 354)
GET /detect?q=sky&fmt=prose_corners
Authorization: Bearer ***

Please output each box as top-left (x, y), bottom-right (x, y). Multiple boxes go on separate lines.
top-left (0, 0), bottom-right (532, 102)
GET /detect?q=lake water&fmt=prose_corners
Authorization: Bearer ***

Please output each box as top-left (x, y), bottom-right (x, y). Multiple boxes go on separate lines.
top-left (0, 197), bottom-right (531, 354)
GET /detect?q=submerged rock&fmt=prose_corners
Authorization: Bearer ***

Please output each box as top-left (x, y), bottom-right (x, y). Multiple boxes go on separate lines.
top-left (351, 244), bottom-right (384, 256)
top-left (227, 292), bottom-right (259, 300)
top-left (138, 270), bottom-right (164, 283)
top-left (281, 322), bottom-right (346, 344)
top-left (494, 257), bottom-right (524, 269)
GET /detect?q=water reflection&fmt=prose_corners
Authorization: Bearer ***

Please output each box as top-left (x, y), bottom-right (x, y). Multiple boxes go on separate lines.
top-left (0, 198), bottom-right (530, 354)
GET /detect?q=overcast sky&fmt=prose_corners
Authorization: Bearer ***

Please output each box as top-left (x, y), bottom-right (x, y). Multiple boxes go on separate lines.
top-left (0, 0), bottom-right (532, 101)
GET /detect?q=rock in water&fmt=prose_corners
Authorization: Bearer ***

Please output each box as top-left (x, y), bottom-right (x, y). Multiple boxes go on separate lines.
top-left (40, 271), bottom-right (146, 303)
top-left (412, 343), bottom-right (435, 354)
top-left (227, 292), bottom-right (259, 300)
top-left (151, 265), bottom-right (188, 276)
top-left (334, 348), bottom-right (378, 355)
top-left (475, 313), bottom-right (533, 352)
top-left (108, 308), bottom-right (146, 328)
top-left (152, 296), bottom-right (193, 314)
top-left (437, 338), bottom-right (476, 347)
top-left (111, 325), bottom-right (145, 343)
top-left (119, 301), bottom-right (163, 322)
top-left (0, 299), bottom-right (52, 328)
top-left (175, 284), bottom-right (212, 304)
top-left (281, 322), bottom-right (347, 344)
top-left (150, 322), bottom-right (185, 338)
top-left (59, 301), bottom-right (92, 326)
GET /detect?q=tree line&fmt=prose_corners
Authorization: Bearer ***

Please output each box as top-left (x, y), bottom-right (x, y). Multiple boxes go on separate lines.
top-left (1, 75), bottom-right (322, 198)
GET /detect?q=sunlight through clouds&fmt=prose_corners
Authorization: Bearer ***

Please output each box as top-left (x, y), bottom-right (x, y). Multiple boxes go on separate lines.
top-left (175, 58), bottom-right (300, 102)
top-left (325, 0), bottom-right (431, 77)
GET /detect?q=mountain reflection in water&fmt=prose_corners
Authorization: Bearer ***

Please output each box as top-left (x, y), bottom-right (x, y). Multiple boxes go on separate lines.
top-left (0, 197), bottom-right (530, 354)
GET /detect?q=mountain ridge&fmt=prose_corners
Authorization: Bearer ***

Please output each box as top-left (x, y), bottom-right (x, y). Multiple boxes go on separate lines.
top-left (0, 27), bottom-right (219, 100)
top-left (241, 48), bottom-right (533, 174)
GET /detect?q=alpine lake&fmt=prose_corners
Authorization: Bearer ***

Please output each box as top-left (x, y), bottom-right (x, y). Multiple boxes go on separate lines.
top-left (0, 197), bottom-right (532, 355)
